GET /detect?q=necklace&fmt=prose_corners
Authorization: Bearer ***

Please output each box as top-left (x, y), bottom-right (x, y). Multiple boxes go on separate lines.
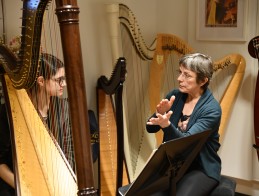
top-left (180, 113), bottom-right (191, 122)
top-left (178, 113), bottom-right (191, 132)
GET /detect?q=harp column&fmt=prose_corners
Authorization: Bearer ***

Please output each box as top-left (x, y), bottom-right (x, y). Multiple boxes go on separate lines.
top-left (106, 3), bottom-right (123, 64)
top-left (55, 0), bottom-right (97, 195)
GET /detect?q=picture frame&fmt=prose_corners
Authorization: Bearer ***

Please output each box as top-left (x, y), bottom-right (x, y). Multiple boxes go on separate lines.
top-left (196, 0), bottom-right (248, 41)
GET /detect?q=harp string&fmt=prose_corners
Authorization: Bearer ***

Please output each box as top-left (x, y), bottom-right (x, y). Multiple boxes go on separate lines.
top-left (10, 0), bottom-right (75, 193)
top-left (40, 0), bottom-right (76, 176)
top-left (120, 22), bottom-right (156, 179)
top-left (1, 0), bottom-right (97, 194)
top-left (42, 1), bottom-right (61, 55)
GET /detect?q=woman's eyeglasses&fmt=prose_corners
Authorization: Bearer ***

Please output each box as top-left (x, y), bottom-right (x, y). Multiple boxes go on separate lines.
top-left (180, 113), bottom-right (191, 122)
top-left (177, 70), bottom-right (194, 80)
top-left (52, 76), bottom-right (66, 86)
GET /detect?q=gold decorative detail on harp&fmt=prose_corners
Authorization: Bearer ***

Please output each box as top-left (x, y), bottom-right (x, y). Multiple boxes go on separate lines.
top-left (0, 0), bottom-right (96, 195)
top-left (106, 3), bottom-right (246, 183)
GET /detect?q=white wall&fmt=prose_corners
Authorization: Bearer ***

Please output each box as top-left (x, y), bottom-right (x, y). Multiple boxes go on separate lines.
top-left (3, 0), bottom-right (21, 40)
top-left (157, 0), bottom-right (189, 39)
top-left (3, 0), bottom-right (259, 194)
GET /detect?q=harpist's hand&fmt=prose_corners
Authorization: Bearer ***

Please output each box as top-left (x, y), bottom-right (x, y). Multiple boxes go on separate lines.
top-left (156, 96), bottom-right (175, 115)
top-left (0, 164), bottom-right (15, 188)
top-left (147, 110), bottom-right (173, 128)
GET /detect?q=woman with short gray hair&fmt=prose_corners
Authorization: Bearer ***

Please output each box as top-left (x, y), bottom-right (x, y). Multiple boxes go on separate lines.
top-left (147, 53), bottom-right (221, 195)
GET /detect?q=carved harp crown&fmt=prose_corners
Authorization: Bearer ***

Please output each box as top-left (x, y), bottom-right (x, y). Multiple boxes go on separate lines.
top-left (101, 3), bottom-right (246, 188)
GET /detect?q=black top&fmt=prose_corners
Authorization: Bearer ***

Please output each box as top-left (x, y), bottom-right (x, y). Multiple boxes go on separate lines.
top-left (0, 104), bottom-right (15, 195)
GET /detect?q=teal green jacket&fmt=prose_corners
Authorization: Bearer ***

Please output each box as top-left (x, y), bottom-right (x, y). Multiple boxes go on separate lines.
top-left (146, 88), bottom-right (222, 182)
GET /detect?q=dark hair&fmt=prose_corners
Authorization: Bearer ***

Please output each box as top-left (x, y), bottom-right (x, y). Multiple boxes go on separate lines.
top-left (179, 53), bottom-right (213, 89)
top-left (28, 53), bottom-right (64, 94)
top-left (39, 53), bottom-right (64, 79)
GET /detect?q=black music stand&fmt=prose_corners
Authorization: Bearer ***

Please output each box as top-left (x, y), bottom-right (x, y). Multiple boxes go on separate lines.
top-left (118, 130), bottom-right (211, 196)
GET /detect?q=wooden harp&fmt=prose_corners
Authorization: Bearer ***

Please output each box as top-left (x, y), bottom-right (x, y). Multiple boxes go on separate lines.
top-left (97, 57), bottom-right (129, 195)
top-left (0, 0), bottom-right (96, 195)
top-left (102, 3), bottom-right (246, 186)
top-left (248, 36), bottom-right (259, 160)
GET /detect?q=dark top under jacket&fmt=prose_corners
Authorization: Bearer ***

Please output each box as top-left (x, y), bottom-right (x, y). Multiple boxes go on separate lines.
top-left (146, 88), bottom-right (222, 182)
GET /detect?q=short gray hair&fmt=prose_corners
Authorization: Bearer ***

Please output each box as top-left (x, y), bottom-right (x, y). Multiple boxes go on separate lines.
top-left (179, 53), bottom-right (213, 89)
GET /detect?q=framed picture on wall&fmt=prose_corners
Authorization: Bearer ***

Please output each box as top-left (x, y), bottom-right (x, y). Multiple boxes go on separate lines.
top-left (196, 0), bottom-right (248, 41)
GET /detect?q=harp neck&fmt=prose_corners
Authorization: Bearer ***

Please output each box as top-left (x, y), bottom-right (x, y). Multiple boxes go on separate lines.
top-left (97, 57), bottom-right (127, 94)
top-left (106, 3), bottom-right (155, 63)
top-left (0, 0), bottom-right (49, 89)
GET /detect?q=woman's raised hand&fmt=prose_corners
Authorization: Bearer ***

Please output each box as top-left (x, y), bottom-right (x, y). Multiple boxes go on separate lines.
top-left (156, 95), bottom-right (175, 115)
